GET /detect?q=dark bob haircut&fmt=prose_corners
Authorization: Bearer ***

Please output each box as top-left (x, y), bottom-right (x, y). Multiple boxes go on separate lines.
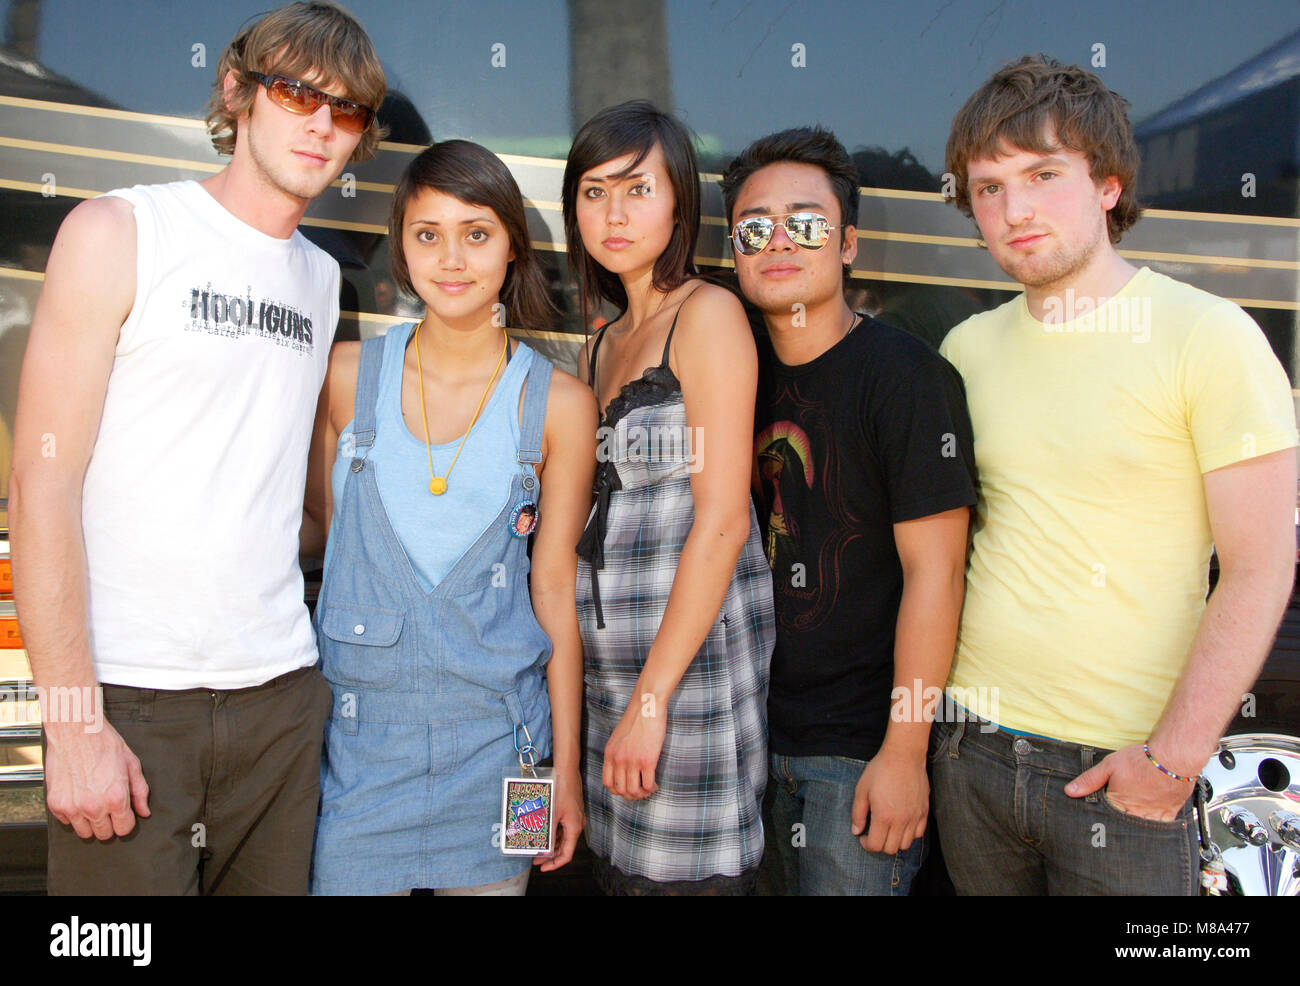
top-left (389, 140), bottom-right (555, 331)
top-left (562, 100), bottom-right (701, 326)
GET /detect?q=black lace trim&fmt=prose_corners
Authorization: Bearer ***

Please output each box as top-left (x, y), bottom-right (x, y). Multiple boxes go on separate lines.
top-left (579, 362), bottom-right (684, 630)
top-left (600, 363), bottom-right (681, 429)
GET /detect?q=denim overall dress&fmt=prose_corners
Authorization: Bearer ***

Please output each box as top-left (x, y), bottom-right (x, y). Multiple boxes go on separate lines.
top-left (310, 334), bottom-right (554, 895)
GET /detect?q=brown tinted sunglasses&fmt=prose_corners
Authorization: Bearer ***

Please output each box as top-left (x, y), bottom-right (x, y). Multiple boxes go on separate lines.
top-left (248, 72), bottom-right (375, 134)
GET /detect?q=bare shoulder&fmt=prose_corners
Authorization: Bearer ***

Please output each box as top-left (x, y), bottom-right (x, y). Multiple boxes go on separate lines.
top-left (45, 197), bottom-right (137, 282)
top-left (544, 364), bottom-right (599, 426)
top-left (324, 340), bottom-right (362, 430)
top-left (680, 280), bottom-right (745, 316)
top-left (61, 194), bottom-right (136, 237)
top-left (674, 281), bottom-right (755, 355)
top-left (35, 196), bottom-right (139, 341)
top-left (329, 339), bottom-right (362, 375)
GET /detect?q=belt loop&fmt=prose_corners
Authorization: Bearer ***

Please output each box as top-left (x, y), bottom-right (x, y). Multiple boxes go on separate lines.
top-left (947, 714), bottom-right (965, 760)
top-left (1080, 746), bottom-right (1099, 803)
top-left (138, 689), bottom-right (155, 723)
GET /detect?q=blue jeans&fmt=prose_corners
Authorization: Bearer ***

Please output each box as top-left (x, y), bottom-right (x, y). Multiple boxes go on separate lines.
top-left (929, 715), bottom-right (1199, 895)
top-left (760, 754), bottom-right (926, 896)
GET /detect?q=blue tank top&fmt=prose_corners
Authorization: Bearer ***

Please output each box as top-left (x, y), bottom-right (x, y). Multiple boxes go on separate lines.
top-left (326, 322), bottom-right (532, 591)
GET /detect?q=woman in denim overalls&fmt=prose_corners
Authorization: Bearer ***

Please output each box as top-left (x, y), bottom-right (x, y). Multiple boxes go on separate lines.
top-left (301, 141), bottom-right (595, 895)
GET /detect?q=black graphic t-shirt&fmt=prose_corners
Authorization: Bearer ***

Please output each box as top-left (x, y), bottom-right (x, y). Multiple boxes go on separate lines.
top-left (753, 314), bottom-right (977, 760)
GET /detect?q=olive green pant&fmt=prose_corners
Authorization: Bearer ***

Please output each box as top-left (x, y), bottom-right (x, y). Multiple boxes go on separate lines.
top-left (45, 665), bottom-right (331, 896)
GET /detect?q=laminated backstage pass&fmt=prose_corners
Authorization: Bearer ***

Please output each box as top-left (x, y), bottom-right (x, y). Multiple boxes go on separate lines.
top-left (500, 722), bottom-right (555, 856)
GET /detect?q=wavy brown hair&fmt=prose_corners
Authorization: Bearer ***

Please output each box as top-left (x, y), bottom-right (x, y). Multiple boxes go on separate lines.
top-left (389, 141), bottom-right (557, 332)
top-left (946, 54), bottom-right (1140, 243)
top-left (205, 1), bottom-right (387, 162)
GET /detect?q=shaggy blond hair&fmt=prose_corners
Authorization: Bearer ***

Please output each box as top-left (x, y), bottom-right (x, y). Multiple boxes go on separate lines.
top-left (205, 1), bottom-right (387, 162)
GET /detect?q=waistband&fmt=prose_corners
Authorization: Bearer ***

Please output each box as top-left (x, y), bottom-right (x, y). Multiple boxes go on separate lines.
top-left (101, 663), bottom-right (319, 699)
top-left (933, 704), bottom-right (1116, 778)
top-left (949, 700), bottom-right (1057, 742)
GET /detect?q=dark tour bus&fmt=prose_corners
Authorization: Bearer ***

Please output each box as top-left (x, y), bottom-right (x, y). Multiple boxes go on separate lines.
top-left (1, 0), bottom-right (1297, 895)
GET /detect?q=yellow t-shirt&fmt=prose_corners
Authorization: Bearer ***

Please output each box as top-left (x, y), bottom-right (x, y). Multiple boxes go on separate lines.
top-left (940, 267), bottom-right (1298, 750)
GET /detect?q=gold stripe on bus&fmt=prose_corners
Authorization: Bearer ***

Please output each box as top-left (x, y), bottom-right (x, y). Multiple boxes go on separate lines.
top-left (336, 178), bottom-right (394, 193)
top-left (0, 135), bottom-right (222, 173)
top-left (0, 93), bottom-right (209, 128)
top-left (513, 327), bottom-right (581, 342)
top-left (1143, 207), bottom-right (1300, 228)
top-left (1226, 297), bottom-right (1300, 311)
top-left (497, 151), bottom-right (565, 170)
top-left (378, 139), bottom-right (434, 154)
top-left (852, 269), bottom-right (1016, 291)
top-left (0, 136), bottom-right (392, 194)
top-left (341, 310), bottom-right (411, 326)
top-left (863, 187), bottom-right (946, 202)
top-left (0, 176), bottom-right (99, 199)
top-left (0, 266), bottom-right (44, 282)
top-left (0, 95), bottom-right (436, 156)
top-left (300, 215), bottom-right (387, 235)
top-left (526, 199), bottom-right (562, 212)
top-left (1117, 249), bottom-right (1300, 271)
top-left (858, 229), bottom-right (982, 248)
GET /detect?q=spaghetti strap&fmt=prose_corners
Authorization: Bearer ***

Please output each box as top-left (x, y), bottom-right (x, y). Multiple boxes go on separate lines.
top-left (587, 322), bottom-right (613, 388)
top-left (660, 285), bottom-right (704, 368)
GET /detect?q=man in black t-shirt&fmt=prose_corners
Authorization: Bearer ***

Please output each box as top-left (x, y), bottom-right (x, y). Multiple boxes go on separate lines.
top-left (721, 128), bottom-right (977, 896)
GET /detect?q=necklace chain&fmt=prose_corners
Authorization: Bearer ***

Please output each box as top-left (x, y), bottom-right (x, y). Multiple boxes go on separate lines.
top-left (413, 320), bottom-right (508, 496)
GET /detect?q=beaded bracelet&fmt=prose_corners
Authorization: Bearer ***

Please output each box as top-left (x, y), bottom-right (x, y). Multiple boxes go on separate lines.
top-left (1144, 742), bottom-right (1197, 783)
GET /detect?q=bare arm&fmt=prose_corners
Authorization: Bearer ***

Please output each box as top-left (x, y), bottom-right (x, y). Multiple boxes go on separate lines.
top-left (301, 342), bottom-right (358, 559)
top-left (1068, 448), bottom-right (1296, 816)
top-left (528, 368), bottom-right (597, 868)
top-left (10, 195), bottom-right (150, 840)
top-left (602, 285), bottom-right (758, 800)
top-left (852, 507), bottom-right (969, 853)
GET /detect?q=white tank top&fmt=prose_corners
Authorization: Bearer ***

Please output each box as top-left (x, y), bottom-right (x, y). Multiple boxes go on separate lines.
top-left (81, 181), bottom-right (338, 689)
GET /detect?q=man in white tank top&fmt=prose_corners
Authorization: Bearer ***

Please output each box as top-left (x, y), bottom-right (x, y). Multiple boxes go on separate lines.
top-left (9, 2), bottom-right (386, 895)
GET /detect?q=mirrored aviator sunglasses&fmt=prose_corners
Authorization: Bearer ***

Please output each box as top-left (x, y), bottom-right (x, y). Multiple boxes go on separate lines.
top-left (732, 212), bottom-right (841, 256)
top-left (249, 72), bottom-right (375, 134)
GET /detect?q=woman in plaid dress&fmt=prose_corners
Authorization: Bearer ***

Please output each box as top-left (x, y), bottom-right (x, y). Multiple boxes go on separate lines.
top-left (564, 102), bottom-right (776, 894)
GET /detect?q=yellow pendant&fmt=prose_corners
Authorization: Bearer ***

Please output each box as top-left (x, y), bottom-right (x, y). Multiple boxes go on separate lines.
top-left (429, 476), bottom-right (447, 495)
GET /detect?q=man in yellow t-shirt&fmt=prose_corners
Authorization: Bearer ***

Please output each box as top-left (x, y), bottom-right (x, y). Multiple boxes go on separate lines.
top-left (932, 55), bottom-right (1298, 895)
